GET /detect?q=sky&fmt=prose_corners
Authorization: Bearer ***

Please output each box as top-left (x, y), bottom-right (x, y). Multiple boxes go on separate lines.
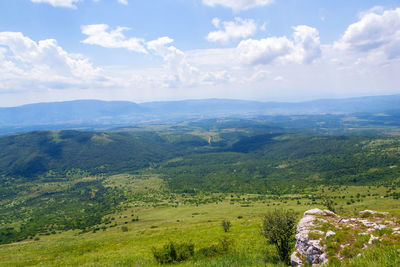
top-left (0, 0), bottom-right (400, 106)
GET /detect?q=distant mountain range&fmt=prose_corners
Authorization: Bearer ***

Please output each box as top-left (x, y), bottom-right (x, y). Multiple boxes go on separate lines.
top-left (0, 94), bottom-right (399, 132)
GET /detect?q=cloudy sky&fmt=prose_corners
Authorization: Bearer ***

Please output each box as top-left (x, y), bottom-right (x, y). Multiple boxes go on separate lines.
top-left (0, 0), bottom-right (400, 106)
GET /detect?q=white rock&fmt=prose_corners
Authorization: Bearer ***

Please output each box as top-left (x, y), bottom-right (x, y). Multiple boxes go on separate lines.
top-left (374, 224), bottom-right (387, 230)
top-left (319, 252), bottom-right (328, 264)
top-left (322, 209), bottom-right (337, 217)
top-left (310, 230), bottom-right (324, 236)
top-left (326, 230), bottom-right (336, 238)
top-left (297, 215), bottom-right (316, 232)
top-left (359, 219), bottom-right (378, 228)
top-left (315, 218), bottom-right (328, 224)
top-left (368, 234), bottom-right (379, 245)
top-left (290, 251), bottom-right (303, 266)
top-left (360, 210), bottom-right (377, 215)
top-left (304, 208), bottom-right (325, 216)
top-left (304, 208), bottom-right (337, 217)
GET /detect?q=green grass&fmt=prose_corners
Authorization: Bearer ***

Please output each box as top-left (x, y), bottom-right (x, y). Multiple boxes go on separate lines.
top-left (0, 185), bottom-right (399, 266)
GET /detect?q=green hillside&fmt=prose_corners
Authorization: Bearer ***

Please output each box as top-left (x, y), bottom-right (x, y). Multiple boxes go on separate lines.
top-left (0, 130), bottom-right (209, 179)
top-left (0, 124), bottom-right (399, 265)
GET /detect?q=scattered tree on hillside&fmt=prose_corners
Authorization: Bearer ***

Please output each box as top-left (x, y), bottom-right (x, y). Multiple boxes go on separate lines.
top-left (221, 219), bottom-right (231, 232)
top-left (261, 209), bottom-right (297, 265)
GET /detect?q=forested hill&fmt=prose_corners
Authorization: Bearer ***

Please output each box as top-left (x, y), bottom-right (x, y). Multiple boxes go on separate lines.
top-left (1, 128), bottom-right (400, 192)
top-left (0, 130), bottom-right (209, 179)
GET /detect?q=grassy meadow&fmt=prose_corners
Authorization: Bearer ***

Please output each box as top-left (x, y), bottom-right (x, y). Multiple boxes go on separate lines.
top-left (0, 177), bottom-right (399, 266)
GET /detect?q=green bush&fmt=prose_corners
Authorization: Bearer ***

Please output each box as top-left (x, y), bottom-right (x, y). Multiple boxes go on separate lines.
top-left (152, 241), bottom-right (194, 264)
top-left (198, 237), bottom-right (234, 257)
top-left (261, 209), bottom-right (297, 265)
top-left (322, 197), bottom-right (336, 213)
top-left (221, 219), bottom-right (232, 232)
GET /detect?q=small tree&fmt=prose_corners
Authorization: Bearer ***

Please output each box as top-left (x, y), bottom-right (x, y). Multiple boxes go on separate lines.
top-left (261, 209), bottom-right (297, 265)
top-left (322, 197), bottom-right (336, 213)
top-left (221, 219), bottom-right (231, 232)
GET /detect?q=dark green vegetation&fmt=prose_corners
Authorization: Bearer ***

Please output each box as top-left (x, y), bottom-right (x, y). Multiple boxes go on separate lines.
top-left (0, 130), bottom-right (209, 179)
top-left (152, 241), bottom-right (195, 264)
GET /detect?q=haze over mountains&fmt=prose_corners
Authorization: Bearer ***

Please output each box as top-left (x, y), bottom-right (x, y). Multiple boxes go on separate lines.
top-left (1, 94), bottom-right (400, 134)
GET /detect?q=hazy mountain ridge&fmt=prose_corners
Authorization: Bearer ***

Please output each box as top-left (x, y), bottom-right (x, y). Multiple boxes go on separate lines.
top-left (1, 95), bottom-right (400, 128)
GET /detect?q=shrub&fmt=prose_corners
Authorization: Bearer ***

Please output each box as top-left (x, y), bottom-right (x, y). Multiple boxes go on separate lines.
top-left (322, 197), bottom-right (336, 213)
top-left (121, 226), bottom-right (128, 232)
top-left (221, 219), bottom-right (232, 232)
top-left (261, 209), bottom-right (297, 265)
top-left (198, 237), bottom-right (234, 257)
top-left (152, 241), bottom-right (194, 264)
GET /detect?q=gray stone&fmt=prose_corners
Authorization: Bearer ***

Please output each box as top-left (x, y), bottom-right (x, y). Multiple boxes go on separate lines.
top-left (368, 234), bottom-right (379, 245)
top-left (326, 230), bottom-right (336, 238)
top-left (290, 252), bottom-right (303, 266)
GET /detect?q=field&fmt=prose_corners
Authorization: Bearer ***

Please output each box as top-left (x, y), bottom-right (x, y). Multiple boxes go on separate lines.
top-left (0, 178), bottom-right (399, 266)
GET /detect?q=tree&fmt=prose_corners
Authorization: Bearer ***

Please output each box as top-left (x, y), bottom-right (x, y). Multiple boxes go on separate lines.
top-left (221, 219), bottom-right (231, 232)
top-left (322, 197), bottom-right (336, 213)
top-left (261, 209), bottom-right (297, 265)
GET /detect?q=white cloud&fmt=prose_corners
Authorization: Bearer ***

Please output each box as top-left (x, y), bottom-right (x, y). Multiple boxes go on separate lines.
top-left (237, 25), bottom-right (321, 65)
top-left (335, 7), bottom-right (400, 59)
top-left (146, 37), bottom-right (230, 87)
top-left (237, 37), bottom-right (293, 65)
top-left (0, 32), bottom-right (102, 92)
top-left (202, 0), bottom-right (274, 11)
top-left (31, 0), bottom-right (81, 8)
top-left (206, 17), bottom-right (258, 44)
top-left (117, 0), bottom-right (128, 5)
top-left (81, 24), bottom-right (147, 53)
top-left (291, 25), bottom-right (321, 64)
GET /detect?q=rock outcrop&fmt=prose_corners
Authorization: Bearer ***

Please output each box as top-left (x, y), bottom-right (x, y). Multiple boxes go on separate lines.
top-left (291, 209), bottom-right (330, 266)
top-left (291, 209), bottom-right (400, 266)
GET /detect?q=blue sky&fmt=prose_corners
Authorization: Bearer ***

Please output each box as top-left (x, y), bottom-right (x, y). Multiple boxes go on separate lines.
top-left (0, 0), bottom-right (400, 106)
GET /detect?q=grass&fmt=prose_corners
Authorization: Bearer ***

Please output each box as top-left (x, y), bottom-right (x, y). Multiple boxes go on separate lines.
top-left (0, 183), bottom-right (399, 266)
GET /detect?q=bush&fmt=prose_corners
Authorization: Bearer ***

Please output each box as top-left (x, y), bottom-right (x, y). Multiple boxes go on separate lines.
top-left (198, 237), bottom-right (234, 257)
top-left (121, 226), bottom-right (128, 232)
top-left (261, 209), bottom-right (297, 265)
top-left (152, 241), bottom-right (194, 264)
top-left (221, 219), bottom-right (231, 232)
top-left (322, 197), bottom-right (336, 213)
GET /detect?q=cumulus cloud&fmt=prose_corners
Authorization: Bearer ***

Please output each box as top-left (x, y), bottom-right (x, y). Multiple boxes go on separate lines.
top-left (202, 0), bottom-right (274, 11)
top-left (146, 37), bottom-right (230, 87)
top-left (291, 25), bottom-right (321, 64)
top-left (0, 31), bottom-right (102, 91)
top-left (237, 37), bottom-right (293, 65)
top-left (206, 17), bottom-right (258, 44)
top-left (81, 24), bottom-right (147, 53)
top-left (335, 7), bottom-right (400, 59)
top-left (237, 25), bottom-right (321, 65)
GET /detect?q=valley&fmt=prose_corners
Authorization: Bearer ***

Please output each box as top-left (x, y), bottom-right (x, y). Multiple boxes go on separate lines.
top-left (0, 117), bottom-right (399, 266)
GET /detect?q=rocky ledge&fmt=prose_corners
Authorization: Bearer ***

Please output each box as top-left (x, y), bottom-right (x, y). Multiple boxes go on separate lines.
top-left (291, 208), bottom-right (400, 266)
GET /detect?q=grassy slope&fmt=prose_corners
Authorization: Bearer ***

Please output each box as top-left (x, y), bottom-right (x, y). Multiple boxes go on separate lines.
top-left (0, 184), bottom-right (399, 267)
